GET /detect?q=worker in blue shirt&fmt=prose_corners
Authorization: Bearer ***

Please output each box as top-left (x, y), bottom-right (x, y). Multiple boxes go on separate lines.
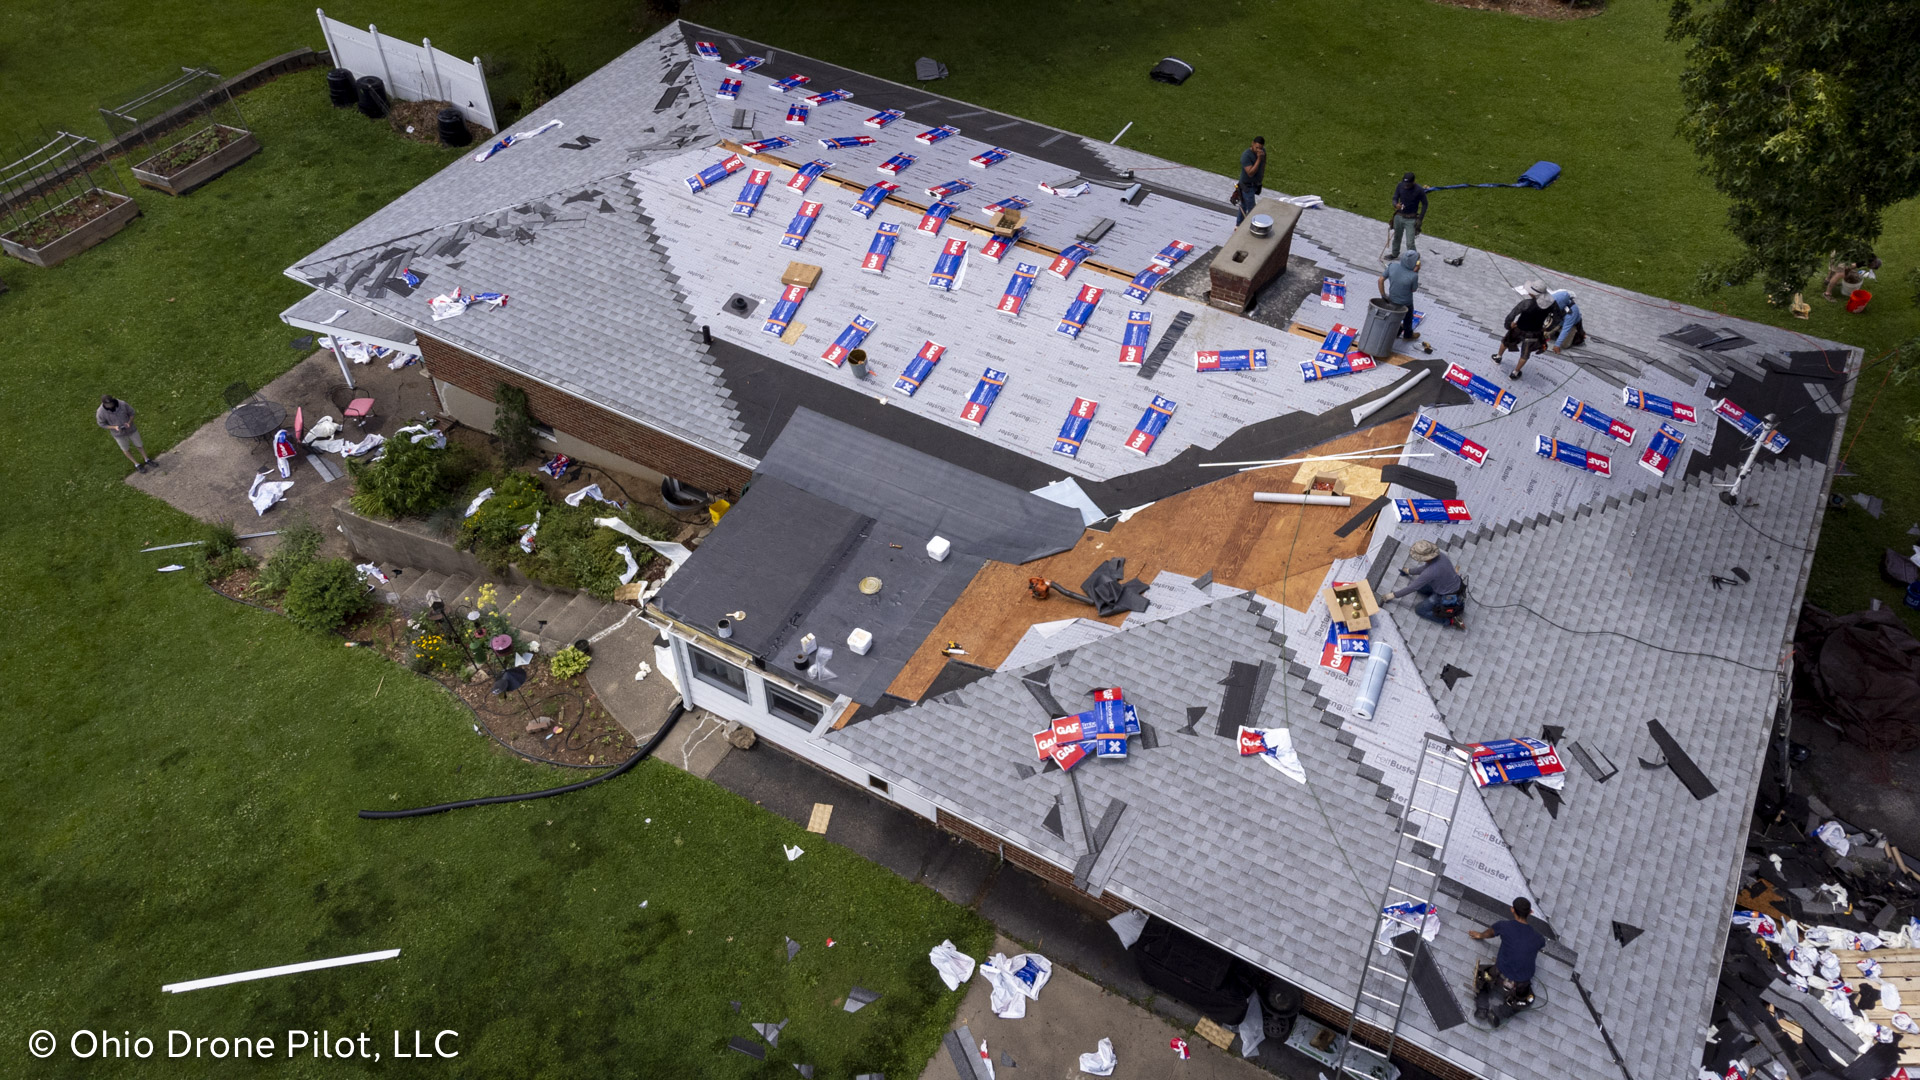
top-left (1548, 289), bottom-right (1586, 352)
top-left (1469, 897), bottom-right (1545, 1027)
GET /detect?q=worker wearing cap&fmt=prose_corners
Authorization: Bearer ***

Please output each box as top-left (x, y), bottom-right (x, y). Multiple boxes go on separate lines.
top-left (1493, 280), bottom-right (1556, 379)
top-left (1386, 540), bottom-right (1463, 627)
top-left (1547, 289), bottom-right (1586, 352)
top-left (1388, 172), bottom-right (1428, 260)
top-left (1234, 137), bottom-right (1266, 224)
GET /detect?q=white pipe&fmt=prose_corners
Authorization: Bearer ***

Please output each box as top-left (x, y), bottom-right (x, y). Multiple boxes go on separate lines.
top-left (1111, 121), bottom-right (1134, 145)
top-left (1236, 453), bottom-right (1432, 475)
top-left (1253, 492), bottom-right (1353, 506)
top-left (163, 949), bottom-right (399, 994)
top-left (1350, 369), bottom-right (1431, 427)
top-left (1202, 443), bottom-right (1410, 469)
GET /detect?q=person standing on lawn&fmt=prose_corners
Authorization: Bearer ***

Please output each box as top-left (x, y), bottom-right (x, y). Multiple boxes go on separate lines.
top-left (97, 394), bottom-right (152, 472)
top-left (1378, 250), bottom-right (1423, 343)
top-left (1234, 137), bottom-right (1266, 224)
top-left (1388, 172), bottom-right (1428, 260)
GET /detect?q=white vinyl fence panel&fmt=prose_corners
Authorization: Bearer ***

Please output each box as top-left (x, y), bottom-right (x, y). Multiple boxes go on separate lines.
top-left (316, 9), bottom-right (496, 132)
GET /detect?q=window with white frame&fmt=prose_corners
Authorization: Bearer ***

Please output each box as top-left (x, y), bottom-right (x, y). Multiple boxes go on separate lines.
top-left (688, 645), bottom-right (749, 701)
top-left (765, 683), bottom-right (824, 730)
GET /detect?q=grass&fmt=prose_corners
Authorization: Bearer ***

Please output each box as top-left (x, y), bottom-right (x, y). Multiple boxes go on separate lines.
top-left (0, 70), bottom-right (987, 1078)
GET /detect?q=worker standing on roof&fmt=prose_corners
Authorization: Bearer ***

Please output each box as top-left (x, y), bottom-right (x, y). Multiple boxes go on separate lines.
top-left (1547, 289), bottom-right (1585, 352)
top-left (1469, 897), bottom-right (1545, 1027)
top-left (1387, 172), bottom-right (1428, 260)
top-left (1385, 540), bottom-right (1462, 628)
top-left (1492, 280), bottom-right (1555, 380)
top-left (1234, 137), bottom-right (1266, 224)
top-left (1378, 251), bottom-right (1422, 344)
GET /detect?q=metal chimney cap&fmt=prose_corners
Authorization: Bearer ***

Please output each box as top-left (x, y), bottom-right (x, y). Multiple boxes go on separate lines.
top-left (1248, 214), bottom-right (1274, 237)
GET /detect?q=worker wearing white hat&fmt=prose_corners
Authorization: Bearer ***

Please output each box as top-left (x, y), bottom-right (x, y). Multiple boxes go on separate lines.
top-left (1386, 540), bottom-right (1465, 628)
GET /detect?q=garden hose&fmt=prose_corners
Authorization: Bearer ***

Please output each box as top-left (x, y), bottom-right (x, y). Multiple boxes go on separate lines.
top-left (358, 702), bottom-right (684, 819)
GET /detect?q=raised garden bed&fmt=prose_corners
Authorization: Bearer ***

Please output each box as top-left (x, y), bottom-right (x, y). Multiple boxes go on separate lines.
top-left (0, 188), bottom-right (140, 268)
top-left (131, 124), bottom-right (260, 195)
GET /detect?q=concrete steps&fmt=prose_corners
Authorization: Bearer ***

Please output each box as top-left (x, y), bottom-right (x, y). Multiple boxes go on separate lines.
top-left (364, 557), bottom-right (625, 652)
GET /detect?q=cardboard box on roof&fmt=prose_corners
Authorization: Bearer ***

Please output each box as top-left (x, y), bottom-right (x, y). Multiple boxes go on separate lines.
top-left (1321, 580), bottom-right (1380, 631)
top-left (782, 261), bottom-right (822, 288)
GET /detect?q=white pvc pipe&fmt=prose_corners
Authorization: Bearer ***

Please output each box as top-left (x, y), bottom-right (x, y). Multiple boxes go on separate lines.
top-left (163, 949), bottom-right (400, 994)
top-left (1253, 492), bottom-right (1353, 506)
top-left (1203, 443), bottom-right (1410, 469)
top-left (1350, 368), bottom-right (1431, 427)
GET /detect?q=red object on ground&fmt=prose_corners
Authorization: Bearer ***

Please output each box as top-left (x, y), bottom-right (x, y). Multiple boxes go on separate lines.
top-left (1846, 289), bottom-right (1872, 313)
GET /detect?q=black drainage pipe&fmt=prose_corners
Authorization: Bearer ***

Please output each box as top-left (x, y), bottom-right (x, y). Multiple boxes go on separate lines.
top-left (359, 703), bottom-right (684, 819)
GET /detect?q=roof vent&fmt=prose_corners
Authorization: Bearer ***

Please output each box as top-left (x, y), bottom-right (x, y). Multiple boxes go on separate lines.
top-left (1248, 214), bottom-right (1274, 238)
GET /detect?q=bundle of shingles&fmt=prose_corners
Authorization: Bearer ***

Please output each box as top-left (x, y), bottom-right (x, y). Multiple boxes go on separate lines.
top-left (1712, 794), bottom-right (1920, 1079)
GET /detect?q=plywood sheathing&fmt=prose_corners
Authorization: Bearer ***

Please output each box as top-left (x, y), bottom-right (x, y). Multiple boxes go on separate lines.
top-left (885, 417), bottom-right (1414, 703)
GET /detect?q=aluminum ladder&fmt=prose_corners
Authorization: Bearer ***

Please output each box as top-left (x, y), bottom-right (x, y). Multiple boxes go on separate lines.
top-left (1333, 733), bottom-right (1471, 1080)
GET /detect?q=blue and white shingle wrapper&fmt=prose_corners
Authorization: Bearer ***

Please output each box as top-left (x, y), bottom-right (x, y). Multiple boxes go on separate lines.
top-left (818, 135), bottom-right (874, 149)
top-left (732, 169), bottom-right (771, 218)
top-left (928, 940), bottom-right (977, 992)
top-left (472, 118), bottom-right (562, 163)
top-left (877, 152), bottom-right (916, 177)
top-left (1443, 363), bottom-right (1518, 415)
top-left (1319, 278), bottom-right (1348, 309)
top-left (960, 368), bottom-right (1008, 426)
top-left (394, 424), bottom-right (446, 449)
top-left (1624, 387), bottom-right (1700, 425)
top-left (969, 146), bottom-right (1011, 168)
top-left (861, 224), bottom-right (898, 274)
top-left (781, 200), bottom-right (823, 250)
top-left (1536, 435), bottom-right (1613, 477)
top-left (894, 341), bottom-right (946, 397)
top-left (983, 195), bottom-right (1031, 215)
top-left (1562, 396), bottom-right (1637, 445)
top-left (1123, 263), bottom-right (1171, 303)
top-left (1153, 240), bottom-right (1195, 268)
top-left (518, 510), bottom-right (541, 554)
top-left (1054, 397), bottom-right (1098, 458)
top-left (1412, 413), bottom-right (1490, 467)
top-left (693, 40), bottom-right (723, 61)
top-left (1049, 242), bottom-right (1096, 280)
top-left (925, 177), bottom-right (974, 199)
top-left (821, 314), bottom-right (876, 367)
top-left (740, 135), bottom-right (795, 154)
top-left (726, 56), bottom-right (766, 74)
top-left (928, 237), bottom-right (967, 292)
top-left (1057, 285), bottom-right (1103, 339)
top-left (715, 78), bottom-right (741, 100)
top-left (768, 73), bottom-right (811, 93)
top-left (1124, 395), bottom-right (1177, 456)
top-left (1375, 901), bottom-right (1441, 956)
top-left (913, 124), bottom-right (960, 145)
top-left (997, 263), bottom-right (1038, 316)
top-left (247, 470), bottom-right (294, 516)
top-left (863, 108), bottom-right (904, 128)
top-left (1235, 726), bottom-right (1307, 783)
top-left (1394, 498), bottom-right (1473, 524)
top-left (1196, 348), bottom-right (1268, 373)
top-left (786, 159), bottom-right (831, 194)
top-left (979, 952), bottom-right (1052, 1019)
top-left (784, 103), bottom-right (809, 126)
top-left (804, 87), bottom-right (852, 105)
top-left (563, 483), bottom-right (618, 508)
top-left (916, 200), bottom-right (956, 237)
top-left (979, 229), bottom-right (1021, 263)
top-left (1302, 323), bottom-right (1375, 381)
top-left (763, 284), bottom-right (807, 337)
top-left (851, 180), bottom-right (897, 218)
top-left (463, 487), bottom-right (495, 518)
top-left (1713, 398), bottom-right (1791, 453)
top-left (684, 153), bottom-right (746, 194)
top-left (1118, 310), bottom-right (1153, 366)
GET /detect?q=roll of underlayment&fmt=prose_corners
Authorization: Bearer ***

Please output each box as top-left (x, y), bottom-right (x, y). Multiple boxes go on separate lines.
top-left (1253, 492), bottom-right (1353, 507)
top-left (1352, 643), bottom-right (1394, 721)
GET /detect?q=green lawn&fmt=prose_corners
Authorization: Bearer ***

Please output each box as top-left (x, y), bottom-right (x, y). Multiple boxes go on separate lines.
top-left (0, 71), bottom-right (987, 1078)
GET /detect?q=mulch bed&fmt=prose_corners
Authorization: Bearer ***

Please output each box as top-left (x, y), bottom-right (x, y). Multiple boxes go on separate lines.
top-left (4, 190), bottom-right (123, 249)
top-left (1428, 0), bottom-right (1603, 18)
top-left (388, 99), bottom-right (490, 147)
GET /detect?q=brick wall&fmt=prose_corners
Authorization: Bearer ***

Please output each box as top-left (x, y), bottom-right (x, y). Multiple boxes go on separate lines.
top-left (1300, 995), bottom-right (1480, 1080)
top-left (934, 808), bottom-right (1130, 915)
top-left (418, 335), bottom-right (752, 495)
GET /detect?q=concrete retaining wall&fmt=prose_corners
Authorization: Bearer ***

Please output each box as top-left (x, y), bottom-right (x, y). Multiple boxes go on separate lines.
top-left (333, 500), bottom-right (529, 585)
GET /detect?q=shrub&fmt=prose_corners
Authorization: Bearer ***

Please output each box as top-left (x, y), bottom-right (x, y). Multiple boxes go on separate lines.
top-left (283, 558), bottom-right (373, 633)
top-left (460, 474), bottom-right (546, 572)
top-left (493, 384), bottom-right (539, 465)
top-left (187, 518), bottom-right (256, 583)
top-left (460, 475), bottom-right (677, 597)
top-left (524, 45), bottom-right (573, 110)
top-left (549, 646), bottom-right (592, 680)
top-left (248, 518), bottom-right (323, 599)
top-left (348, 435), bottom-right (455, 518)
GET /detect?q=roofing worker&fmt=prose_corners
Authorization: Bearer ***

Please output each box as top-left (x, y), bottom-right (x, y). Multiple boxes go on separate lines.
top-left (1234, 137), bottom-right (1266, 224)
top-left (1547, 288), bottom-right (1585, 352)
top-left (1387, 172), bottom-right (1428, 260)
top-left (1385, 540), bottom-right (1462, 627)
top-left (1378, 250), bottom-right (1422, 343)
top-left (1469, 898), bottom-right (1546, 1027)
top-left (1492, 280), bottom-right (1555, 379)
top-left (97, 394), bottom-right (152, 472)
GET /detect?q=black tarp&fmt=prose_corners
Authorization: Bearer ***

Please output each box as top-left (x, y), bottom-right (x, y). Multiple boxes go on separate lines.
top-left (1794, 605), bottom-right (1920, 753)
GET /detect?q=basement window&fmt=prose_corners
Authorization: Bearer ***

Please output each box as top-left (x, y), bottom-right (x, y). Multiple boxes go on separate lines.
top-left (765, 684), bottom-right (823, 731)
top-left (532, 422), bottom-right (557, 442)
top-left (688, 646), bottom-right (748, 701)
top-left (868, 775), bottom-right (890, 794)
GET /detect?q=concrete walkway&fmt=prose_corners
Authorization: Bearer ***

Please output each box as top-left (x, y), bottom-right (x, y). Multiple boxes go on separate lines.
top-left (922, 936), bottom-right (1276, 1080)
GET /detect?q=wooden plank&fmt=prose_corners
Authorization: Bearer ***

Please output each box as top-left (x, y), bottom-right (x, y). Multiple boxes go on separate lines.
top-left (885, 418), bottom-right (1415, 702)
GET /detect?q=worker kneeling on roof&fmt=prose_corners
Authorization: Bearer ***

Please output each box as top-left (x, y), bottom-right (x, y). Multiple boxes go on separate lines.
top-left (1469, 897), bottom-right (1545, 1028)
top-left (1385, 540), bottom-right (1463, 628)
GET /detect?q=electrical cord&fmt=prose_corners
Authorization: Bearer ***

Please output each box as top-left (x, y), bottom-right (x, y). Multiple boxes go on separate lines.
top-left (1463, 594), bottom-right (1783, 674)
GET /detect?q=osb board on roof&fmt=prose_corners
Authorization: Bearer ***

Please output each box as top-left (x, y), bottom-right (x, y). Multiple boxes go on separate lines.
top-left (1289, 321), bottom-right (1420, 366)
top-left (884, 418), bottom-right (1414, 704)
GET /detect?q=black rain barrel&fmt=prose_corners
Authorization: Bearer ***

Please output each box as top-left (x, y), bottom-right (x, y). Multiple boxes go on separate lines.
top-left (436, 108), bottom-right (472, 147)
top-left (326, 68), bottom-right (356, 107)
top-left (355, 75), bottom-right (390, 119)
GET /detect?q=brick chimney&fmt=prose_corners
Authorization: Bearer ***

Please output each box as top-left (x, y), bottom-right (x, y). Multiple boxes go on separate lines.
top-left (1208, 199), bottom-right (1302, 314)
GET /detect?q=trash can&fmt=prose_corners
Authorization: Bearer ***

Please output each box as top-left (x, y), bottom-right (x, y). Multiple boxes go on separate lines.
top-left (1356, 296), bottom-right (1406, 358)
top-left (436, 108), bottom-right (472, 147)
top-left (326, 68), bottom-right (356, 107)
top-left (355, 75), bottom-right (390, 119)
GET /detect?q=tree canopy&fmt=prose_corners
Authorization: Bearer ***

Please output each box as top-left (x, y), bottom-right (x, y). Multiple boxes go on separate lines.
top-left (1668, 0), bottom-right (1920, 301)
